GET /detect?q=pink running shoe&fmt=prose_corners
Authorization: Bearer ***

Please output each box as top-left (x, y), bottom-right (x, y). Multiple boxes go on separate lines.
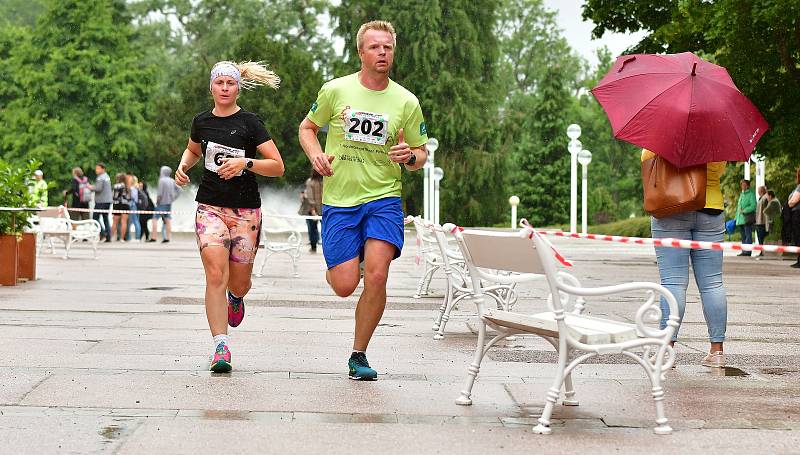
top-left (210, 343), bottom-right (232, 373)
top-left (227, 290), bottom-right (245, 327)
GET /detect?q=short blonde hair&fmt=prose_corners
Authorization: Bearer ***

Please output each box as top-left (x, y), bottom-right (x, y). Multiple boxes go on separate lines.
top-left (356, 20), bottom-right (396, 50)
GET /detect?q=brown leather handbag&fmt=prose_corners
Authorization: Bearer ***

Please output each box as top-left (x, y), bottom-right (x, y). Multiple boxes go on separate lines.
top-left (642, 155), bottom-right (707, 218)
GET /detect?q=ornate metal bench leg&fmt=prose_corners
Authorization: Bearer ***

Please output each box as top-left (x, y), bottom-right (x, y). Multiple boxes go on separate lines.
top-left (562, 370), bottom-right (579, 406)
top-left (533, 339), bottom-right (569, 435)
top-left (433, 282), bottom-right (451, 331)
top-left (413, 265), bottom-right (432, 298)
top-left (455, 314), bottom-right (488, 406)
top-left (651, 384), bottom-right (672, 434)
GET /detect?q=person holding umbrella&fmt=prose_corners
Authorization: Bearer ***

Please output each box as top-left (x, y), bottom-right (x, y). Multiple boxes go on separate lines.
top-left (594, 52), bottom-right (771, 368)
top-left (641, 149), bottom-right (729, 367)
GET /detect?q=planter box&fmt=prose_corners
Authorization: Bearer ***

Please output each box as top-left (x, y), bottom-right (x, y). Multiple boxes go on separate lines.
top-left (0, 234), bottom-right (19, 286)
top-left (18, 232), bottom-right (36, 281)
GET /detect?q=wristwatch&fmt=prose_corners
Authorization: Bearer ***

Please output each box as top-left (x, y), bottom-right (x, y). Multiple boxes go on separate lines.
top-left (405, 153), bottom-right (417, 166)
top-left (245, 158), bottom-right (254, 169)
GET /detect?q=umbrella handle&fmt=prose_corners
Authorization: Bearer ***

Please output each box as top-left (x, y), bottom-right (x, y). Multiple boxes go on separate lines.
top-left (618, 56), bottom-right (636, 73)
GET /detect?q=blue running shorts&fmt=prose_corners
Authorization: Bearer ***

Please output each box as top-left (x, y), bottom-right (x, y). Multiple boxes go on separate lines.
top-left (321, 197), bottom-right (404, 269)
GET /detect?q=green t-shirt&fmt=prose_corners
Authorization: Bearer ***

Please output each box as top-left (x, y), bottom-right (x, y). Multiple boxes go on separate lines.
top-left (306, 73), bottom-right (428, 207)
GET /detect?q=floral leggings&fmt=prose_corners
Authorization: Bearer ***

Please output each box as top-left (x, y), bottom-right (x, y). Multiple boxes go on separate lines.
top-left (195, 203), bottom-right (262, 264)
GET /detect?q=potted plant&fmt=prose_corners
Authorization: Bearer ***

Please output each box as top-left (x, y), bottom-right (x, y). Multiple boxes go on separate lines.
top-left (0, 158), bottom-right (40, 285)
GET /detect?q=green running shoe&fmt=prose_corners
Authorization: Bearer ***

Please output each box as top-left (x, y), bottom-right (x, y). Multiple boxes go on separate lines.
top-left (210, 343), bottom-right (232, 373)
top-left (348, 351), bottom-right (377, 380)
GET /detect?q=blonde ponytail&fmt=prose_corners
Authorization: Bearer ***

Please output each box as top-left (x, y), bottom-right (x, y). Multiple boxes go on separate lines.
top-left (236, 61), bottom-right (280, 90)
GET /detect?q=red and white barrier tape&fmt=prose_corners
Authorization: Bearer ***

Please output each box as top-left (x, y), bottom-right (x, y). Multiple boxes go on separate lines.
top-left (49, 206), bottom-right (323, 221)
top-left (519, 220), bottom-right (800, 254)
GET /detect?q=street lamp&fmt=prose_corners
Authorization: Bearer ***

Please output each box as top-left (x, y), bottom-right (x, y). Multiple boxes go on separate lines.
top-left (424, 138), bottom-right (439, 222)
top-left (566, 124), bottom-right (581, 233)
top-left (508, 195), bottom-right (520, 229)
top-left (577, 149), bottom-right (592, 234)
top-left (433, 166), bottom-right (444, 225)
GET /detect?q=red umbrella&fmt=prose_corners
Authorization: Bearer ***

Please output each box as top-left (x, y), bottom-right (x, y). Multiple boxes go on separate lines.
top-left (591, 52), bottom-right (769, 168)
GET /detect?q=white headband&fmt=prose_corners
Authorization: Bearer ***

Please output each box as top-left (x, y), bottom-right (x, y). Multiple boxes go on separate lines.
top-left (209, 62), bottom-right (241, 90)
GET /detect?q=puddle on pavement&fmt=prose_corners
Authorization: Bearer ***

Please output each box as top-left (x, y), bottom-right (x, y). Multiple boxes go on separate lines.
top-left (99, 425), bottom-right (123, 441)
top-left (708, 367), bottom-right (749, 377)
top-left (140, 286), bottom-right (180, 291)
top-left (760, 367), bottom-right (797, 376)
top-left (202, 410), bottom-right (250, 420)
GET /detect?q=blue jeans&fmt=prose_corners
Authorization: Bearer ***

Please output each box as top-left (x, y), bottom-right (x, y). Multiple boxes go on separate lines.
top-left (739, 223), bottom-right (753, 255)
top-left (651, 211), bottom-right (727, 343)
top-left (93, 203), bottom-right (111, 238)
top-left (126, 201), bottom-right (141, 240)
top-left (306, 218), bottom-right (319, 249)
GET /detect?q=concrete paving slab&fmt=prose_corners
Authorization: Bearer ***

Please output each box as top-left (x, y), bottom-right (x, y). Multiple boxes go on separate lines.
top-left (21, 374), bottom-right (517, 416)
top-left (0, 371), bottom-right (51, 405)
top-left (0, 415), bottom-right (138, 454)
top-left (117, 420), bottom-right (800, 454)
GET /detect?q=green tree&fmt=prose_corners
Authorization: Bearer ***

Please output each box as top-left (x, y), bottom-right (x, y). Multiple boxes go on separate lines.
top-left (583, 0), bottom-right (800, 167)
top-left (507, 66), bottom-right (571, 226)
top-left (0, 0), bottom-right (156, 201)
top-left (332, 0), bottom-right (507, 225)
top-left (130, 0), bottom-right (332, 186)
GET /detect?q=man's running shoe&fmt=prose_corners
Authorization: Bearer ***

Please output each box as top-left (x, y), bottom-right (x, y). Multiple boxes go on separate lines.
top-left (227, 290), bottom-right (245, 327)
top-left (210, 343), bottom-right (232, 373)
top-left (348, 352), bottom-right (377, 381)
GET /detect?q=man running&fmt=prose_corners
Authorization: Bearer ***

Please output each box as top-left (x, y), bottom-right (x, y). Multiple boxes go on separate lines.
top-left (298, 20), bottom-right (428, 380)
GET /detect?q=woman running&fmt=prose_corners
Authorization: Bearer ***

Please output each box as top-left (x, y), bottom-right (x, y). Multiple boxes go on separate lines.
top-left (174, 61), bottom-right (284, 372)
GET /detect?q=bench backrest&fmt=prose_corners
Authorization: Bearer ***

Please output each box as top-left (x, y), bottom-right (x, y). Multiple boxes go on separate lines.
top-left (460, 229), bottom-right (546, 275)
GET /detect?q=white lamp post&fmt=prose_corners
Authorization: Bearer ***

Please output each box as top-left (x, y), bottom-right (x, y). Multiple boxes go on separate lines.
top-left (509, 195), bottom-right (520, 229)
top-left (578, 149), bottom-right (592, 234)
top-left (566, 124), bottom-right (582, 233)
top-left (424, 137), bottom-right (439, 222)
top-left (433, 166), bottom-right (444, 225)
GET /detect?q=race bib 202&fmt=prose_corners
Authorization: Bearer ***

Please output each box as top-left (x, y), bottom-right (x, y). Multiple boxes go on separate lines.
top-left (343, 110), bottom-right (389, 146)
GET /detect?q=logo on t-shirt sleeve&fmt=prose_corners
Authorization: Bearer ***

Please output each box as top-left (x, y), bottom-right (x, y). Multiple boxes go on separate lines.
top-left (420, 122), bottom-right (427, 136)
top-left (310, 102), bottom-right (318, 113)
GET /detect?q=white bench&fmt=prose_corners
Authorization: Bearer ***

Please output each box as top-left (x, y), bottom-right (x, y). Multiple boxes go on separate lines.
top-left (35, 206), bottom-right (101, 259)
top-left (255, 227), bottom-right (302, 278)
top-left (452, 228), bottom-right (679, 435)
top-left (427, 221), bottom-right (536, 340)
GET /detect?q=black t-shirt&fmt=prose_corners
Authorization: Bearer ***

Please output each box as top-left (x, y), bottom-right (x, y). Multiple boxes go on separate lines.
top-left (190, 108), bottom-right (271, 208)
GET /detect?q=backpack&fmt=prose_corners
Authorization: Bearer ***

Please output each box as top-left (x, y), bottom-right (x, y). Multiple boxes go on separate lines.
top-left (78, 177), bottom-right (92, 203)
top-left (137, 189), bottom-right (152, 211)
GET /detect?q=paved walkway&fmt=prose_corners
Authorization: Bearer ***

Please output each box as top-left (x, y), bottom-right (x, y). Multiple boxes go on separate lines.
top-left (1, 232), bottom-right (798, 453)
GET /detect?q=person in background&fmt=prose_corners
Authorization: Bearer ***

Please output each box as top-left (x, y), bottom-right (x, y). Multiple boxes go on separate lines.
top-left (760, 190), bottom-right (783, 258)
top-left (300, 168), bottom-right (323, 253)
top-left (138, 181), bottom-right (156, 242)
top-left (754, 185), bottom-right (768, 257)
top-left (155, 165), bottom-right (180, 243)
top-left (126, 174), bottom-right (142, 241)
top-left (66, 167), bottom-right (90, 221)
top-left (788, 168), bottom-right (800, 268)
top-left (111, 172), bottom-right (131, 242)
top-left (735, 179), bottom-right (757, 257)
top-left (90, 163), bottom-right (113, 242)
top-left (31, 170), bottom-right (48, 208)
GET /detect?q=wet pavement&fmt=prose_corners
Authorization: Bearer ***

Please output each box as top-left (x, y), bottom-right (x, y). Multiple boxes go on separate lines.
top-left (1, 231), bottom-right (798, 453)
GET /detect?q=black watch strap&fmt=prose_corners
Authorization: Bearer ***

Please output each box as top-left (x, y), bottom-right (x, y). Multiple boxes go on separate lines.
top-left (246, 158), bottom-right (254, 169)
top-left (405, 153), bottom-right (417, 166)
